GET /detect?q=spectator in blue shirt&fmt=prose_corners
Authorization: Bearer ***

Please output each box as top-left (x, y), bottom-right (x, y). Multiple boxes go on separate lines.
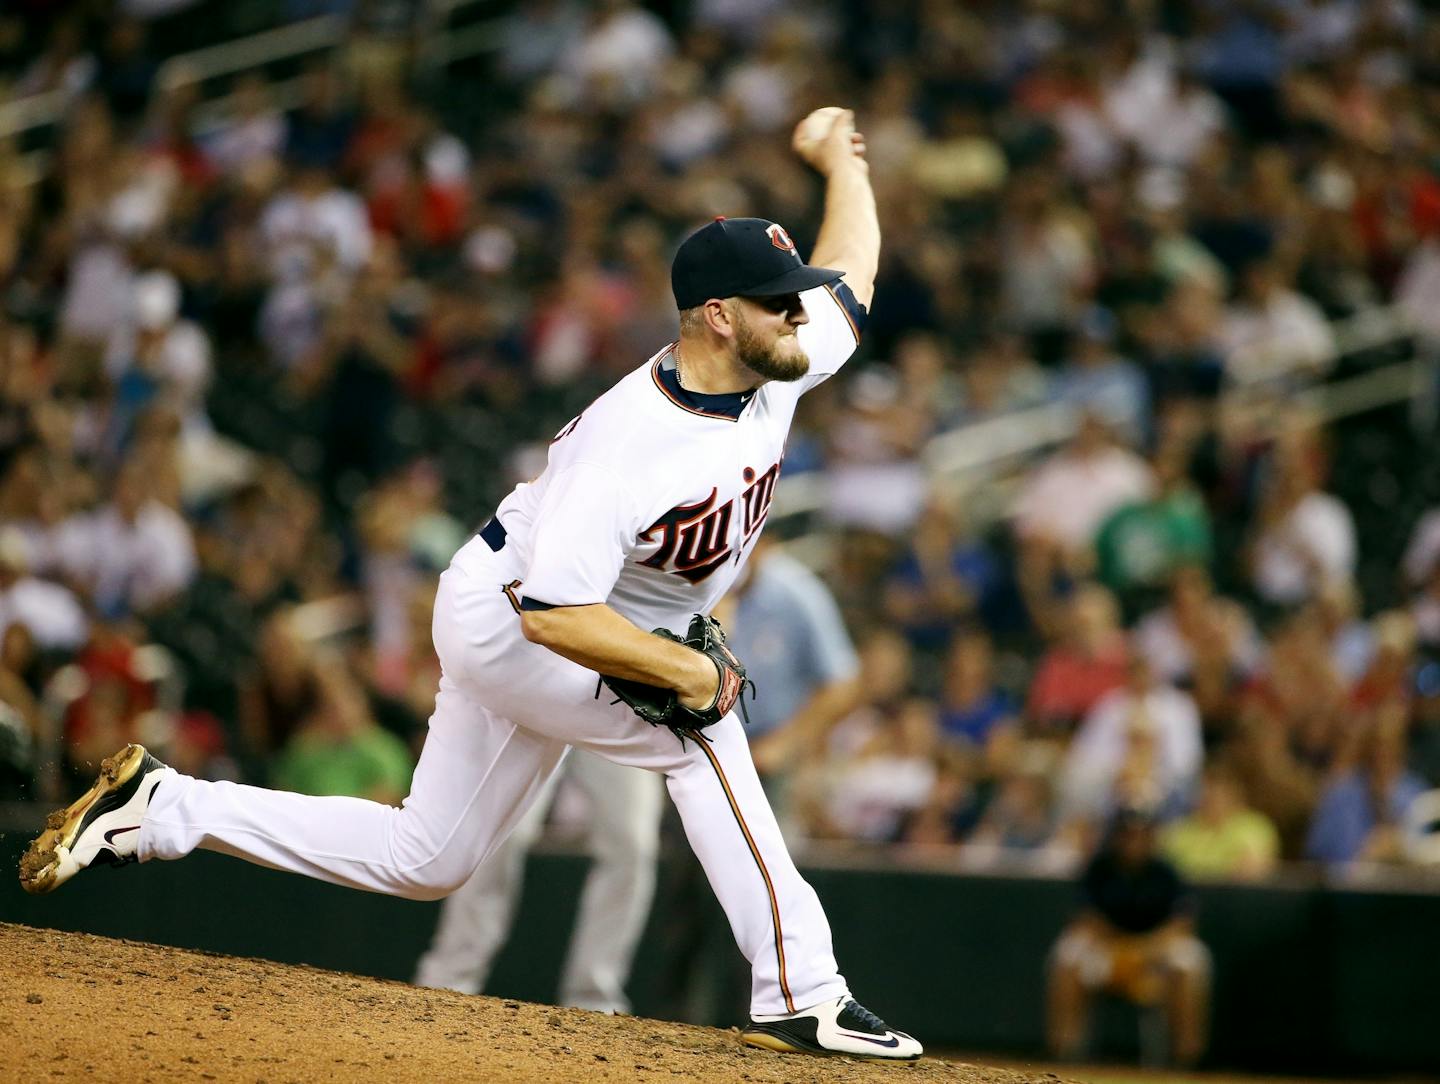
top-left (882, 496), bottom-right (1006, 651)
top-left (938, 627), bottom-right (1019, 758)
top-left (1054, 305), bottom-right (1151, 447)
top-left (1306, 715), bottom-right (1428, 866)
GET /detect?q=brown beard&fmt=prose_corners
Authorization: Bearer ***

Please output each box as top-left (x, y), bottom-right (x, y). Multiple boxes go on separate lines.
top-left (734, 309), bottom-right (809, 383)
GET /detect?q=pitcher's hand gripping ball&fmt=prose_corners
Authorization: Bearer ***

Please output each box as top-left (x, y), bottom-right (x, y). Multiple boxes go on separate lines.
top-left (791, 106), bottom-right (868, 173)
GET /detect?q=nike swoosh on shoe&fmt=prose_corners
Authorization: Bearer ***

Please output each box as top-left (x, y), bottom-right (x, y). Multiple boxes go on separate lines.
top-left (103, 826), bottom-right (140, 845)
top-left (835, 1031), bottom-right (900, 1048)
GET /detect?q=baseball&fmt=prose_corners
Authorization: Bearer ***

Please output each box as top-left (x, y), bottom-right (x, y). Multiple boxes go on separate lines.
top-left (793, 106), bottom-right (848, 153)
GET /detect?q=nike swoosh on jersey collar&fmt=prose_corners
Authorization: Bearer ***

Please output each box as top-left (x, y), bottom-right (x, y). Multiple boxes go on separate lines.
top-left (651, 348), bottom-right (753, 421)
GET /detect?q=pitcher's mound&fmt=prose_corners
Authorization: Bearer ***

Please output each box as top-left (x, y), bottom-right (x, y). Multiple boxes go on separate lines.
top-left (0, 922), bottom-right (1068, 1083)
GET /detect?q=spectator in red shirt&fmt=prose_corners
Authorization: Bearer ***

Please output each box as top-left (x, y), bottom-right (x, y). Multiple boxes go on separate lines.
top-left (1350, 611), bottom-right (1417, 713)
top-left (62, 622), bottom-right (156, 781)
top-left (1028, 583), bottom-right (1130, 740)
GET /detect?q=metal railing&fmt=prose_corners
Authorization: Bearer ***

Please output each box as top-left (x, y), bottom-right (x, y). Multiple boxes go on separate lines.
top-left (153, 14), bottom-right (344, 92)
top-left (0, 89), bottom-right (69, 141)
top-left (1, 0), bottom-right (503, 183)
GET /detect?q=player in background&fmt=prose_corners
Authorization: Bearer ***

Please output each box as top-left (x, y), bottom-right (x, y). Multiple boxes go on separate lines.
top-left (413, 751), bottom-right (662, 1014)
top-left (22, 107), bottom-right (923, 1060)
top-left (728, 533), bottom-right (862, 835)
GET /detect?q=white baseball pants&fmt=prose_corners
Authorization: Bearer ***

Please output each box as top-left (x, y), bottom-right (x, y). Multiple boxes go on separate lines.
top-left (139, 538), bottom-right (848, 1016)
top-left (412, 749), bottom-right (664, 1013)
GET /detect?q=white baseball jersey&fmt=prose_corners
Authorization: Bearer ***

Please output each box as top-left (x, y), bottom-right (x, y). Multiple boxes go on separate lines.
top-left (138, 275), bottom-right (869, 1023)
top-left (457, 281), bottom-right (866, 633)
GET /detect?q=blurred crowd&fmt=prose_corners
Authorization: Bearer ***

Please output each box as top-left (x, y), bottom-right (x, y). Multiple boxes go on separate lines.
top-left (3, 0), bottom-right (1440, 884)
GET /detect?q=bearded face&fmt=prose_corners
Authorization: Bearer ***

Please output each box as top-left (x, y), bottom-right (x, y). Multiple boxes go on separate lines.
top-left (731, 299), bottom-right (810, 383)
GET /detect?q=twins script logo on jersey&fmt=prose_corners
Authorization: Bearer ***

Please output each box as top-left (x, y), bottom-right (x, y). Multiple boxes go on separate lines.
top-left (640, 460), bottom-right (782, 583)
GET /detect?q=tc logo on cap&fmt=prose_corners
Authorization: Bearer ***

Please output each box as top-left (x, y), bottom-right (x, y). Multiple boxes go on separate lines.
top-left (766, 223), bottom-right (796, 253)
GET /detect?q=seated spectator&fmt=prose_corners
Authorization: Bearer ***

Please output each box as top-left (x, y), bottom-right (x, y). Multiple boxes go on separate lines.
top-left (1094, 217), bottom-right (1169, 343)
top-left (1028, 584), bottom-right (1131, 739)
top-left (207, 462), bottom-right (327, 606)
top-left (1134, 566), bottom-right (1261, 739)
top-left (900, 746), bottom-right (985, 847)
top-left (1396, 236), bottom-right (1440, 356)
top-left (967, 747), bottom-right (1063, 859)
top-left (0, 622), bottom-right (44, 799)
top-left (1412, 661), bottom-right (1440, 787)
top-left (561, 0), bottom-right (676, 110)
top-left (1311, 579), bottom-right (1374, 684)
top-left (281, 63), bottom-right (355, 166)
top-left (1060, 655), bottom-right (1203, 826)
top-left (881, 496), bottom-right (1003, 652)
top-left (891, 332), bottom-right (967, 430)
top-left (1305, 714), bottom-right (1427, 867)
top-left (1161, 764), bottom-right (1279, 881)
top-left (1413, 559), bottom-right (1440, 656)
top-left (952, 331), bottom-right (1051, 424)
top-left (811, 698), bottom-right (941, 844)
top-left (1220, 258), bottom-right (1336, 389)
top-left (907, 101), bottom-right (1008, 207)
top-left (166, 709), bottom-right (237, 783)
top-left (271, 656), bottom-right (414, 806)
top-left (358, 460), bottom-right (466, 697)
top-left (997, 177), bottom-right (1096, 365)
top-left (1094, 442), bottom-right (1212, 610)
top-left (1111, 59), bottom-right (1227, 171)
top-left (938, 628), bottom-right (1019, 768)
top-left (104, 269), bottom-right (213, 440)
top-left (1013, 413), bottom-right (1153, 633)
top-left (1141, 277), bottom-right (1227, 409)
top-left (1402, 507), bottom-right (1440, 596)
top-left (795, 630), bottom-right (929, 842)
top-left (260, 157), bottom-right (373, 281)
top-left (1249, 434), bottom-right (1356, 609)
top-left (203, 72), bottom-right (287, 178)
top-left (0, 442), bottom-right (79, 578)
top-left (1403, 508), bottom-right (1440, 655)
top-left (0, 527), bottom-right (88, 652)
top-left (61, 622), bottom-right (158, 780)
top-left (1047, 804), bottom-right (1210, 1067)
top-left (824, 366), bottom-right (930, 535)
top-left (1242, 608), bottom-right (1348, 774)
top-left (365, 110), bottom-right (474, 254)
top-left (1221, 710), bottom-right (1320, 860)
top-left (1, 622), bottom-right (44, 708)
top-left (239, 609), bottom-right (323, 762)
top-left (1053, 306), bottom-right (1150, 446)
top-left (829, 528), bottom-right (906, 640)
top-left (1349, 611), bottom-right (1417, 714)
top-left (1014, 415), bottom-right (1155, 557)
top-left (364, 577), bottom-right (443, 759)
top-left (55, 458), bottom-right (198, 617)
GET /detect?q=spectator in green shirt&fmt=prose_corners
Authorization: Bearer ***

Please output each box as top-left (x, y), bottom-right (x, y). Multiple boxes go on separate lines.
top-left (272, 657), bottom-right (414, 805)
top-left (1095, 442), bottom-right (1211, 610)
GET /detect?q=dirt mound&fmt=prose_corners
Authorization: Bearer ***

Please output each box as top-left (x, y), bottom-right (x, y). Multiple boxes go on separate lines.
top-left (0, 922), bottom-right (1071, 1083)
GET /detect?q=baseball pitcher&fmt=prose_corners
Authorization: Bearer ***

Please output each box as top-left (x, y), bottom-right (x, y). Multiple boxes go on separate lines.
top-left (22, 107), bottom-right (922, 1060)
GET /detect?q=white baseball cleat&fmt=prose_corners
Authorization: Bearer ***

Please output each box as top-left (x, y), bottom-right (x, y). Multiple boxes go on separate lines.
top-left (19, 744), bottom-right (173, 894)
top-left (742, 996), bottom-right (923, 1060)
